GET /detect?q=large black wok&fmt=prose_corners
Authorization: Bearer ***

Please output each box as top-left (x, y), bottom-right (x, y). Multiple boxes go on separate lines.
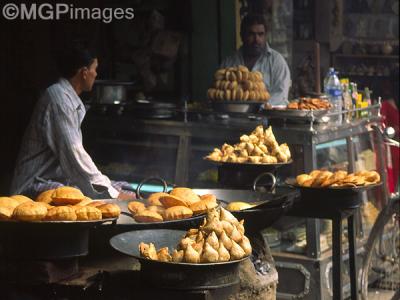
top-left (110, 229), bottom-right (246, 290)
top-left (192, 186), bottom-right (298, 233)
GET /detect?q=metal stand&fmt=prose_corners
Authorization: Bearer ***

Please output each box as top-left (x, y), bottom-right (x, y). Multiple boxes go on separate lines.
top-left (287, 204), bottom-right (359, 300)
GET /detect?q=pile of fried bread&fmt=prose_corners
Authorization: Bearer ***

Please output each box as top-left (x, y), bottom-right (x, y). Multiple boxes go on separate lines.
top-left (295, 170), bottom-right (380, 188)
top-left (0, 186), bottom-right (121, 222)
top-left (139, 207), bottom-right (251, 263)
top-left (207, 65), bottom-right (270, 102)
top-left (206, 125), bottom-right (291, 164)
top-left (287, 98), bottom-right (332, 110)
top-left (128, 187), bottom-right (218, 223)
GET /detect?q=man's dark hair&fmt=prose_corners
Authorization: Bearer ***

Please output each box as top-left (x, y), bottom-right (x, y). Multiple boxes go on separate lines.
top-left (240, 14), bottom-right (268, 39)
top-left (57, 41), bottom-right (97, 79)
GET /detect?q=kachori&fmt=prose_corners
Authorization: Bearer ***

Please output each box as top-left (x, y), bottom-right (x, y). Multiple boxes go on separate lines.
top-left (45, 206), bottom-right (77, 221)
top-left (13, 202), bottom-right (48, 221)
top-left (51, 186), bottom-right (85, 205)
top-left (97, 203), bottom-right (121, 218)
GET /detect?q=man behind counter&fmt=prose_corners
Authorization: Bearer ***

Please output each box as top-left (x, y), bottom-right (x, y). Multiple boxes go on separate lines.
top-left (221, 14), bottom-right (291, 106)
top-left (10, 42), bottom-right (133, 200)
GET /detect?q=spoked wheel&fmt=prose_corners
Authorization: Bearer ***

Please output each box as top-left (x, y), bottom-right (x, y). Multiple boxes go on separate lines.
top-left (361, 196), bottom-right (400, 300)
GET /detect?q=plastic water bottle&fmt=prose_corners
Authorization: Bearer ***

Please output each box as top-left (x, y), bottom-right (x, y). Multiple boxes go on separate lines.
top-left (324, 68), bottom-right (343, 125)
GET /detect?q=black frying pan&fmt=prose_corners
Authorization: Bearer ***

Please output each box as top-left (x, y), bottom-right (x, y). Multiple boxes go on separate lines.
top-left (109, 229), bottom-right (247, 290)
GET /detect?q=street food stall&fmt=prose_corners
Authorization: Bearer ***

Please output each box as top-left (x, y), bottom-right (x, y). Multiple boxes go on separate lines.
top-left (0, 1), bottom-right (398, 300)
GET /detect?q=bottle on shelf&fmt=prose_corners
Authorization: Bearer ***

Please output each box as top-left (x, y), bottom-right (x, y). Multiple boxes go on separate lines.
top-left (324, 68), bottom-right (343, 125)
top-left (340, 79), bottom-right (352, 122)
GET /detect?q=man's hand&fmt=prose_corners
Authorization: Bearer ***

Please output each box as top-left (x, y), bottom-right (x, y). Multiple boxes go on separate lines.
top-left (117, 191), bottom-right (136, 201)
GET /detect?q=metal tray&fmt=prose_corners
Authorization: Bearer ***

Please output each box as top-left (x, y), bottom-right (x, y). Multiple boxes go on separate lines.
top-left (262, 108), bottom-right (329, 118)
top-left (0, 218), bottom-right (116, 226)
top-left (285, 178), bottom-right (382, 208)
top-left (205, 158), bottom-right (293, 167)
top-left (95, 199), bottom-right (206, 230)
top-left (211, 101), bottom-right (264, 113)
top-left (0, 218), bottom-right (116, 260)
top-left (285, 178), bottom-right (382, 192)
top-left (110, 229), bottom-right (247, 266)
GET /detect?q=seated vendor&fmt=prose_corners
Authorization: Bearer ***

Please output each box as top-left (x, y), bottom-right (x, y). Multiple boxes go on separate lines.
top-left (10, 42), bottom-right (133, 200)
top-left (220, 14), bottom-right (291, 106)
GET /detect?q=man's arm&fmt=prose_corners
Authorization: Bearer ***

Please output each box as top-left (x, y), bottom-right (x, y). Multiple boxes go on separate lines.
top-left (45, 92), bottom-right (119, 198)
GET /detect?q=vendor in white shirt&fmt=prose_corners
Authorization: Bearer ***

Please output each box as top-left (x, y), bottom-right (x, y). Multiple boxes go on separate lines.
top-left (11, 42), bottom-right (134, 200)
top-left (221, 14), bottom-right (291, 106)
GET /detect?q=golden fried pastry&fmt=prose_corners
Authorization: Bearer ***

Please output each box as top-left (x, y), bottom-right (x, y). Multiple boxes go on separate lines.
top-left (45, 206), bottom-right (77, 221)
top-left (139, 242), bottom-right (158, 260)
top-left (13, 202), bottom-right (48, 221)
top-left (75, 206), bottom-right (102, 220)
top-left (86, 200), bottom-right (106, 207)
top-left (147, 192), bottom-right (169, 206)
top-left (134, 210), bottom-right (163, 223)
top-left (220, 207), bottom-right (239, 225)
top-left (164, 206), bottom-right (193, 221)
top-left (10, 195), bottom-right (33, 205)
top-left (97, 203), bottom-right (121, 218)
top-left (311, 171), bottom-right (333, 187)
top-left (77, 197), bottom-right (93, 206)
top-left (226, 202), bottom-right (254, 211)
top-left (0, 197), bottom-right (20, 220)
top-left (157, 247), bottom-right (172, 262)
top-left (189, 199), bottom-right (218, 215)
top-left (184, 244), bottom-right (200, 263)
top-left (172, 249), bottom-right (184, 262)
top-left (159, 194), bottom-right (187, 208)
top-left (309, 170), bottom-right (322, 178)
top-left (229, 240), bottom-right (246, 260)
top-left (200, 194), bottom-right (217, 203)
top-left (321, 170), bottom-right (348, 187)
top-left (169, 188), bottom-right (201, 206)
top-left (363, 171), bottom-right (380, 183)
top-left (146, 205), bottom-right (166, 217)
top-left (0, 197), bottom-right (20, 209)
top-left (218, 242), bottom-right (231, 262)
top-left (51, 186), bottom-right (85, 206)
top-left (219, 231), bottom-right (233, 250)
top-left (35, 189), bottom-right (55, 204)
top-left (296, 174), bottom-right (313, 186)
top-left (200, 242), bottom-right (219, 263)
top-left (127, 201), bottom-right (146, 216)
top-left (239, 236), bottom-right (252, 256)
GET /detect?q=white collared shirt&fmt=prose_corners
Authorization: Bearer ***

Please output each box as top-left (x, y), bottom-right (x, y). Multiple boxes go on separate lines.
top-left (11, 78), bottom-right (119, 198)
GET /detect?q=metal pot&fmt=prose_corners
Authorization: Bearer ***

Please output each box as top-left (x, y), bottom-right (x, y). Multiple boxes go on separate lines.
top-left (94, 80), bottom-right (134, 104)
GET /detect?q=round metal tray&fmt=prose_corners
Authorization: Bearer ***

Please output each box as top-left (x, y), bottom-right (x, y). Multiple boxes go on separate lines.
top-left (211, 101), bottom-right (264, 113)
top-left (110, 229), bottom-right (247, 290)
top-left (0, 218), bottom-right (117, 260)
top-left (262, 108), bottom-right (329, 118)
top-left (285, 179), bottom-right (382, 208)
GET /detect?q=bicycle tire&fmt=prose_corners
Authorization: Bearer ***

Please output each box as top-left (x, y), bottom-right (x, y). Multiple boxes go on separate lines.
top-left (361, 195), bottom-right (400, 300)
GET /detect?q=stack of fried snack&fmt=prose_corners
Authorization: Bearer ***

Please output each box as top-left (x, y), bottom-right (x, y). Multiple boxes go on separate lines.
top-left (207, 65), bottom-right (270, 102)
top-left (139, 207), bottom-right (251, 263)
top-left (128, 187), bottom-right (218, 223)
top-left (296, 170), bottom-right (380, 188)
top-left (206, 125), bottom-right (291, 164)
top-left (287, 98), bottom-right (332, 110)
top-left (0, 186), bottom-right (121, 222)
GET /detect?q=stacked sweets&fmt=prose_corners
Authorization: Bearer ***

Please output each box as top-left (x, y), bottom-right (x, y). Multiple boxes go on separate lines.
top-left (207, 65), bottom-right (270, 102)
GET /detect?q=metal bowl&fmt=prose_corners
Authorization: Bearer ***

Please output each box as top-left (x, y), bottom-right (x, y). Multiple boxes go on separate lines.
top-left (211, 101), bottom-right (264, 113)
